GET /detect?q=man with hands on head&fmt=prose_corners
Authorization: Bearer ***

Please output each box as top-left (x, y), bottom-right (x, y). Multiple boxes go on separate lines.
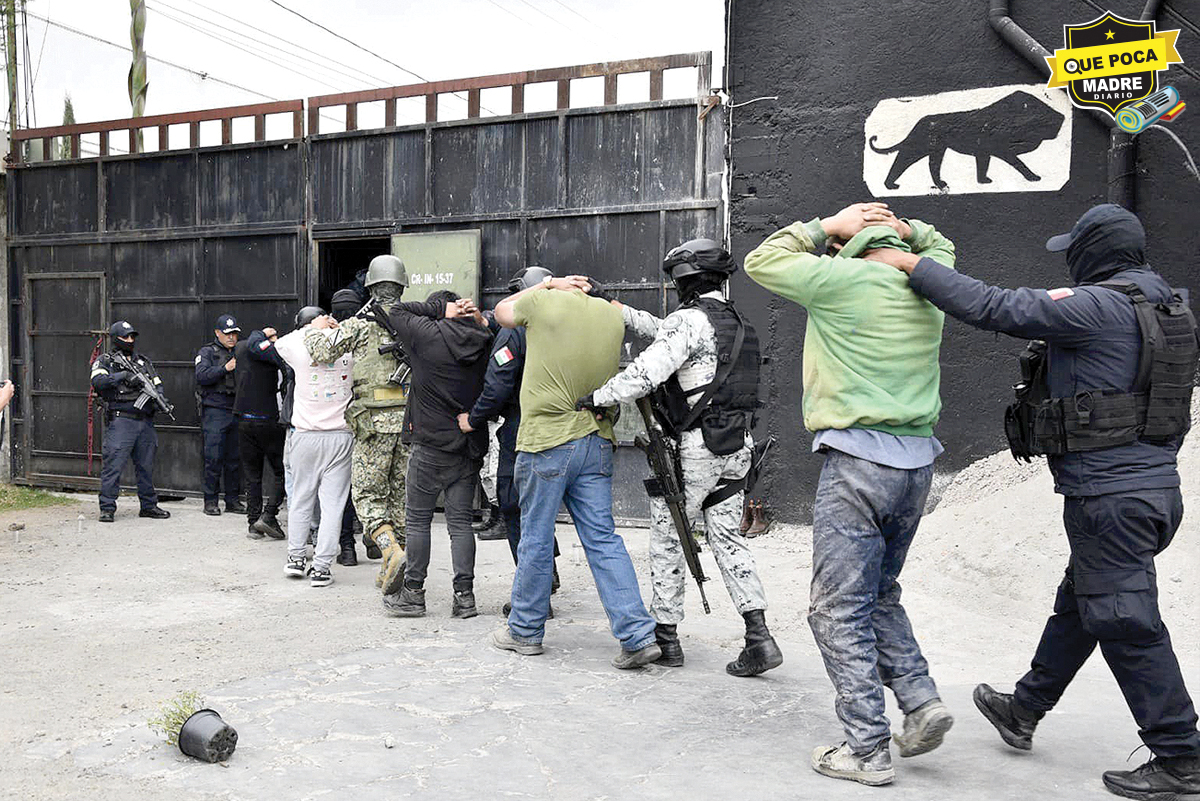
top-left (235, 324), bottom-right (288, 541)
top-left (864, 203), bottom-right (1200, 800)
top-left (488, 273), bottom-right (662, 670)
top-left (744, 202), bottom-right (956, 787)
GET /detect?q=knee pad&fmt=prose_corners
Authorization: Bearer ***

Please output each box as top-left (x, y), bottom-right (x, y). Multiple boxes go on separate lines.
top-left (1075, 569), bottom-right (1161, 641)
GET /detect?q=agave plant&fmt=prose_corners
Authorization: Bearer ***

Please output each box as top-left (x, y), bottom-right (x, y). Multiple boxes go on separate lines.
top-left (147, 690), bottom-right (203, 746)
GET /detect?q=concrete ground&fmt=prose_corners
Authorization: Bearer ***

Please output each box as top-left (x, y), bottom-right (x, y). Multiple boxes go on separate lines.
top-left (2, 493), bottom-right (1194, 801)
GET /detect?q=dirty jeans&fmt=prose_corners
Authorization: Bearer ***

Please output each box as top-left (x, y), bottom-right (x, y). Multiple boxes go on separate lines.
top-left (808, 450), bottom-right (939, 754)
top-left (508, 433), bottom-right (656, 652)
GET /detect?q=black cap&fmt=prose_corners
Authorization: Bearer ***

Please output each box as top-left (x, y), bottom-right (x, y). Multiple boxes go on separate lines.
top-left (1046, 204), bottom-right (1142, 252)
top-left (109, 320), bottom-right (138, 338)
top-left (214, 314), bottom-right (241, 334)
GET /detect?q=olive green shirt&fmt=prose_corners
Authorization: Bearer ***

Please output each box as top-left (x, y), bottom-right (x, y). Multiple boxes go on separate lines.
top-left (513, 288), bottom-right (622, 453)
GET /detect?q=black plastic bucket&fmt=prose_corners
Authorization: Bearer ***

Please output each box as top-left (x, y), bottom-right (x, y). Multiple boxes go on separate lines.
top-left (177, 709), bottom-right (238, 763)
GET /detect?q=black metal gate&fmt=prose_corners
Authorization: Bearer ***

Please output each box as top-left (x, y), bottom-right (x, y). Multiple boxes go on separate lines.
top-left (7, 54), bottom-right (723, 521)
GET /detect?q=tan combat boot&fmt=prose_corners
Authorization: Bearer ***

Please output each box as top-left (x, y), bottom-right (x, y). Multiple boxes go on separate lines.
top-left (372, 524), bottom-right (406, 595)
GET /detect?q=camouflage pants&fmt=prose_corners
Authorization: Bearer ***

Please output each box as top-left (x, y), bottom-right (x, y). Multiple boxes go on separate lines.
top-left (649, 431), bottom-right (767, 624)
top-left (351, 431), bottom-right (409, 543)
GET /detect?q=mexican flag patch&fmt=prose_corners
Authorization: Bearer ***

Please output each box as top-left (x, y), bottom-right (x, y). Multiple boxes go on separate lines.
top-left (494, 347), bottom-right (515, 366)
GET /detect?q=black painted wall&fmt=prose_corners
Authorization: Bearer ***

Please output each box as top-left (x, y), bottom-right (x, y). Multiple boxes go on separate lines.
top-left (727, 0), bottom-right (1200, 521)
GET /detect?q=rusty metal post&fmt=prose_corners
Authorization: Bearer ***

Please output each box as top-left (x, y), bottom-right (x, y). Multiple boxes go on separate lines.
top-left (511, 84), bottom-right (524, 114)
top-left (345, 102), bottom-right (357, 131)
top-left (468, 89), bottom-right (480, 118)
top-left (384, 98), bottom-right (396, 127)
top-left (556, 79), bottom-right (570, 109)
top-left (604, 74), bottom-right (618, 105)
top-left (293, 109), bottom-right (303, 138)
top-left (308, 104), bottom-right (319, 136)
top-left (649, 70), bottom-right (664, 101)
top-left (158, 124), bottom-right (168, 150)
top-left (253, 114), bottom-right (265, 141)
top-left (188, 121), bottom-right (199, 147)
top-left (99, 130), bottom-right (109, 156)
top-left (425, 94), bottom-right (437, 123)
top-left (220, 118), bottom-right (231, 144)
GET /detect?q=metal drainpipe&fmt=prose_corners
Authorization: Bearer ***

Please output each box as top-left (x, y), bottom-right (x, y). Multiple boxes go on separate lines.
top-left (987, 0), bottom-right (1156, 211)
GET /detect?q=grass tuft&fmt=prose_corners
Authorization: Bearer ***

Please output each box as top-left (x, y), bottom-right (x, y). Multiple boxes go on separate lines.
top-left (0, 485), bottom-right (76, 512)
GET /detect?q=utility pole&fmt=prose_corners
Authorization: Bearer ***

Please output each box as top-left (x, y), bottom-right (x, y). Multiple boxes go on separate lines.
top-left (128, 0), bottom-right (147, 152)
top-left (5, 0), bottom-right (17, 162)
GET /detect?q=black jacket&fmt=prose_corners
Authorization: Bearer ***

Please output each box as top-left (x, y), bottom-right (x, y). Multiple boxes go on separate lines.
top-left (91, 349), bottom-right (164, 418)
top-left (467, 325), bottom-right (525, 434)
top-left (234, 331), bottom-right (285, 423)
top-left (386, 300), bottom-right (493, 457)
top-left (910, 212), bottom-right (1182, 496)
top-left (195, 340), bottom-right (237, 409)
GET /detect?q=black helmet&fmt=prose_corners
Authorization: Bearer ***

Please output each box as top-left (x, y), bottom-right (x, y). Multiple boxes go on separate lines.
top-left (662, 238), bottom-right (737, 280)
top-left (508, 265), bottom-right (555, 293)
top-left (330, 289), bottom-right (364, 320)
top-left (109, 320), bottom-right (138, 338)
top-left (294, 305), bottom-right (325, 328)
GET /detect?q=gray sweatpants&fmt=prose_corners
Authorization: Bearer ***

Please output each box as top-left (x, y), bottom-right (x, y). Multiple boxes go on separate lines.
top-left (286, 429), bottom-right (353, 570)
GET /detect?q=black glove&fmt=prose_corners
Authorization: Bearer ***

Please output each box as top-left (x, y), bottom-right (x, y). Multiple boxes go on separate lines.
top-left (111, 370), bottom-right (134, 385)
top-left (584, 278), bottom-right (615, 303)
top-left (576, 393), bottom-right (604, 415)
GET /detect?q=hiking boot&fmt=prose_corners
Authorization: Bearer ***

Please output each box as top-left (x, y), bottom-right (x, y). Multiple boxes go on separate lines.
top-left (490, 626), bottom-right (544, 656)
top-left (811, 740), bottom-right (894, 786)
top-left (98, 510), bottom-right (115, 523)
top-left (655, 623), bottom-right (684, 667)
top-left (254, 513), bottom-right (285, 540)
top-left (247, 523), bottom-right (265, 540)
top-left (204, 500), bottom-right (221, 516)
top-left (336, 544), bottom-right (358, 566)
top-left (612, 642), bottom-right (662, 670)
top-left (284, 554), bottom-right (307, 578)
top-left (225, 499), bottom-right (247, 514)
top-left (473, 504), bottom-right (506, 540)
top-left (502, 601), bottom-right (553, 619)
top-left (1103, 753), bottom-right (1200, 800)
top-left (452, 589), bottom-right (479, 619)
top-left (384, 582), bottom-right (426, 617)
top-left (726, 610), bottom-right (783, 677)
top-left (372, 525), bottom-right (406, 596)
top-left (308, 565), bottom-right (333, 587)
top-left (894, 699), bottom-right (954, 758)
top-left (973, 683), bottom-right (1042, 751)
top-left (139, 506), bottom-right (170, 519)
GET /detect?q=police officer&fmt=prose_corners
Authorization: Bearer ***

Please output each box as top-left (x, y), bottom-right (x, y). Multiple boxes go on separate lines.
top-left (865, 204), bottom-right (1200, 798)
top-left (195, 314), bottom-right (244, 515)
top-left (90, 321), bottom-right (171, 522)
top-left (459, 266), bottom-right (562, 613)
top-left (304, 256), bottom-right (409, 597)
top-left (579, 240), bottom-right (782, 677)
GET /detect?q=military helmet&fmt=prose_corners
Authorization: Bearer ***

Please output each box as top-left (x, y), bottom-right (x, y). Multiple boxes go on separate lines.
top-left (662, 238), bottom-right (737, 280)
top-left (294, 305), bottom-right (325, 328)
top-left (109, 320), bottom-right (138, 338)
top-left (508, 265), bottom-right (554, 293)
top-left (365, 254), bottom-right (408, 288)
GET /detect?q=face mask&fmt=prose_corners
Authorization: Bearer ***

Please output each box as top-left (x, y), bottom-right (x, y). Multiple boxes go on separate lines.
top-left (115, 338), bottom-right (136, 354)
top-left (370, 282), bottom-right (404, 304)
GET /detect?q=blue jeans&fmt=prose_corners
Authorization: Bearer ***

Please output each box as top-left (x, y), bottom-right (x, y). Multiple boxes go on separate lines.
top-left (808, 450), bottom-right (939, 754)
top-left (509, 433), bottom-right (656, 651)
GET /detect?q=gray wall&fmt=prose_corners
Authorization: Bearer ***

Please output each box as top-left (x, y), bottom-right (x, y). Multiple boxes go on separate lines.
top-left (727, 0), bottom-right (1200, 521)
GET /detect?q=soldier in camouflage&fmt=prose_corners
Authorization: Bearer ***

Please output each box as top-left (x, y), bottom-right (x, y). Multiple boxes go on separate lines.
top-left (582, 239), bottom-right (782, 677)
top-left (304, 255), bottom-right (410, 596)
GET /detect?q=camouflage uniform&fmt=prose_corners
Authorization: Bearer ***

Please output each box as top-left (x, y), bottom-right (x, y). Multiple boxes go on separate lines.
top-left (305, 310), bottom-right (409, 590)
top-left (592, 292), bottom-right (768, 623)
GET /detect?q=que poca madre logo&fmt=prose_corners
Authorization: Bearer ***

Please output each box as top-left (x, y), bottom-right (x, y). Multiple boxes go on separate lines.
top-left (1046, 11), bottom-right (1183, 119)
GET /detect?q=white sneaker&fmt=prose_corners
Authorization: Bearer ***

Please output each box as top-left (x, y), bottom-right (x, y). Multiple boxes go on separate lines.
top-left (811, 741), bottom-right (894, 786)
top-left (284, 554), bottom-right (307, 578)
top-left (309, 565), bottom-right (333, 588)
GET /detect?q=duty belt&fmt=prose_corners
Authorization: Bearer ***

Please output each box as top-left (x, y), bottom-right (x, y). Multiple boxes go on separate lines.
top-left (109, 409), bottom-right (148, 421)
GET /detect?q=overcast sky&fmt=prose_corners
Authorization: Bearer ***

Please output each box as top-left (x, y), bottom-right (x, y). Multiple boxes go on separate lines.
top-left (9, 0), bottom-right (724, 152)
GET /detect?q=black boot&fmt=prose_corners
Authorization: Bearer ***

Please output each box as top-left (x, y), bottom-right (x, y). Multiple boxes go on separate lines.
top-left (203, 500), bottom-right (221, 516)
top-left (474, 504), bottom-right (506, 540)
top-left (726, 610), bottom-right (783, 677)
top-left (654, 623), bottom-right (684, 667)
top-left (383, 581), bottom-right (426, 618)
top-left (1103, 753), bottom-right (1200, 799)
top-left (972, 684), bottom-right (1042, 751)
top-left (362, 532), bottom-right (382, 560)
top-left (254, 512), bottom-right (285, 540)
top-left (336, 544), bottom-right (358, 566)
top-left (452, 583), bottom-right (478, 619)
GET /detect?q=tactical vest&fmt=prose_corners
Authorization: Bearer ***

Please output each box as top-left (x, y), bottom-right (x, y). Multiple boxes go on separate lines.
top-left (350, 307), bottom-right (408, 411)
top-left (657, 298), bottom-right (761, 455)
top-left (1004, 281), bottom-right (1199, 460)
top-left (102, 352), bottom-right (145, 406)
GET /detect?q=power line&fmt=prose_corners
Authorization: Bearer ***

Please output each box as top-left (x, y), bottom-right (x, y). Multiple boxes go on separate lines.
top-left (21, 0), bottom-right (34, 125)
top-left (30, 1), bottom-right (49, 89)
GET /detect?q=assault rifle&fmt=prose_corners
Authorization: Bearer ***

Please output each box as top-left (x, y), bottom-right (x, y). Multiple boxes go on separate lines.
top-left (634, 395), bottom-right (711, 614)
top-left (360, 300), bottom-right (411, 387)
top-left (110, 351), bottom-right (175, 421)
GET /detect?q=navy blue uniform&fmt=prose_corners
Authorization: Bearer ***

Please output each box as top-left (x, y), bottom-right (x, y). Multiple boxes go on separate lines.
top-left (91, 350), bottom-right (163, 512)
top-left (195, 340), bottom-right (241, 504)
top-left (908, 215), bottom-right (1199, 758)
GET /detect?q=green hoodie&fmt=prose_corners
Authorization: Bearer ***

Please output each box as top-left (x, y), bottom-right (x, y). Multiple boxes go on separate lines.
top-left (744, 218), bottom-right (955, 437)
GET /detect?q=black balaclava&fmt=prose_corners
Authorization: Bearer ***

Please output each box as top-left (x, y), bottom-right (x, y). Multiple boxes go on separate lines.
top-left (674, 273), bottom-right (725, 306)
top-left (114, 337), bottom-right (136, 355)
top-left (1062, 204), bottom-right (1147, 286)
